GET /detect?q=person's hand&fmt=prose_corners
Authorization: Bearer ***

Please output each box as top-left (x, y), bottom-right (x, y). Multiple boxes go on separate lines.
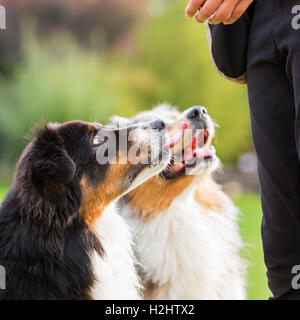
top-left (185, 0), bottom-right (254, 25)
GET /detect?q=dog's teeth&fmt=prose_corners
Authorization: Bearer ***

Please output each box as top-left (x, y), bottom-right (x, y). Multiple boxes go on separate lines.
top-left (164, 122), bottom-right (188, 149)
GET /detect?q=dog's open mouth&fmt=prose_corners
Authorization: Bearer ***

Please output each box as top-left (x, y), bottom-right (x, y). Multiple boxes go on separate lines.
top-left (163, 122), bottom-right (216, 175)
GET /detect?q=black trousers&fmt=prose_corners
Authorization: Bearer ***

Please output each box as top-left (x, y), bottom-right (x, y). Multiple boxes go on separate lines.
top-left (247, 0), bottom-right (300, 299)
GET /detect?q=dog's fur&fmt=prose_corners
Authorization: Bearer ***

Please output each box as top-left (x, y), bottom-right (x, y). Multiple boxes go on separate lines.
top-left (112, 105), bottom-right (246, 300)
top-left (0, 120), bottom-right (170, 300)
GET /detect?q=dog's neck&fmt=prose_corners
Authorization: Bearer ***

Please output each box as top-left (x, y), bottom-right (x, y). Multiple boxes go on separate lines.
top-left (120, 175), bottom-right (246, 299)
top-left (124, 175), bottom-right (196, 221)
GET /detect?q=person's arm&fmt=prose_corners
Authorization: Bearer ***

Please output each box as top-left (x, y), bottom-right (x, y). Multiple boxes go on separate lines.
top-left (185, 0), bottom-right (254, 25)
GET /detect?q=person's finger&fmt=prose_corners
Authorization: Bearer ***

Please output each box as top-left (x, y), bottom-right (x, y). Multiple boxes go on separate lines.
top-left (195, 0), bottom-right (224, 23)
top-left (223, 0), bottom-right (253, 24)
top-left (185, 0), bottom-right (206, 18)
top-left (208, 0), bottom-right (240, 24)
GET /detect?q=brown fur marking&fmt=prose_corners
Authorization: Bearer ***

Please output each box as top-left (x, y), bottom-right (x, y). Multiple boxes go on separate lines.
top-left (194, 175), bottom-right (223, 212)
top-left (128, 175), bottom-right (195, 221)
top-left (80, 162), bottom-right (133, 224)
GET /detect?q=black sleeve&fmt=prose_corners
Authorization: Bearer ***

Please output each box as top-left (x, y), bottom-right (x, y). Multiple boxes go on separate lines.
top-left (205, 2), bottom-right (255, 84)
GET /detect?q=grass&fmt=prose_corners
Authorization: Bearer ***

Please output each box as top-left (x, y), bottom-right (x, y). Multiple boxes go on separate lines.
top-left (0, 185), bottom-right (270, 300)
top-left (236, 193), bottom-right (271, 300)
top-left (0, 186), bottom-right (8, 203)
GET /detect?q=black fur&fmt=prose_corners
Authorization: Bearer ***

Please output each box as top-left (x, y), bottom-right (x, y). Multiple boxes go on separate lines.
top-left (0, 121), bottom-right (106, 300)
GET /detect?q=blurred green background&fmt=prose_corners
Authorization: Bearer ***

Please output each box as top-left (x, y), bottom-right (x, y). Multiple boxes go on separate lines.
top-left (0, 0), bottom-right (269, 299)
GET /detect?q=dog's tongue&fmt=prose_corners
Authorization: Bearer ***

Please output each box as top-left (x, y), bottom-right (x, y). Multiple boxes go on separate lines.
top-left (163, 122), bottom-right (188, 149)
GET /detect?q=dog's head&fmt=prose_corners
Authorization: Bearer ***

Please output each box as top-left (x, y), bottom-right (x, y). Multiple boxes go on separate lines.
top-left (112, 104), bottom-right (219, 179)
top-left (16, 120), bottom-right (170, 224)
top-left (111, 105), bottom-right (220, 219)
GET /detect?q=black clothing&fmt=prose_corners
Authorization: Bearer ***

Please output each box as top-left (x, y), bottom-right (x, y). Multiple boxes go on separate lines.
top-left (247, 0), bottom-right (300, 299)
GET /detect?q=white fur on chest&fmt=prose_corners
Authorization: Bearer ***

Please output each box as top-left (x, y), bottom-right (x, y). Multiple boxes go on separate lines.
top-left (121, 184), bottom-right (246, 300)
top-left (90, 202), bottom-right (140, 300)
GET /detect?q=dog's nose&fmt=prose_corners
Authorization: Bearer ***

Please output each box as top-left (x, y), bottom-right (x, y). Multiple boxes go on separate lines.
top-left (186, 106), bottom-right (207, 120)
top-left (151, 120), bottom-right (166, 131)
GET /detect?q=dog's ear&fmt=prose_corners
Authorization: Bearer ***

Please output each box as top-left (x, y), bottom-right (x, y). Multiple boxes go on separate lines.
top-left (30, 125), bottom-right (76, 184)
top-left (153, 103), bottom-right (175, 113)
top-left (109, 115), bottom-right (129, 128)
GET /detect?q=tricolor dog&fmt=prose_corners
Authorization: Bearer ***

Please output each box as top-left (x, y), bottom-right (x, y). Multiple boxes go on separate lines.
top-left (112, 105), bottom-right (246, 300)
top-left (0, 119), bottom-right (171, 300)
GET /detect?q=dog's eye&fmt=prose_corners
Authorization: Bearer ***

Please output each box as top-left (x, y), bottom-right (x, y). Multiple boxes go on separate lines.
top-left (92, 136), bottom-right (103, 147)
